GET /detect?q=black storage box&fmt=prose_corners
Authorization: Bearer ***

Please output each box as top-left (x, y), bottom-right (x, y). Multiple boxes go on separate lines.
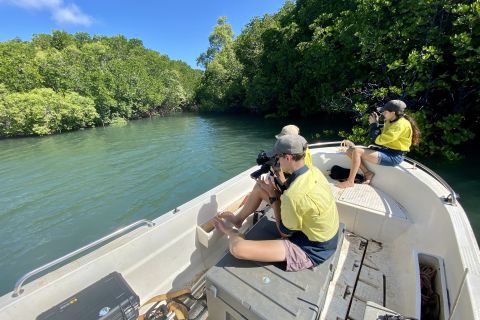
top-left (206, 213), bottom-right (345, 320)
top-left (37, 272), bottom-right (140, 320)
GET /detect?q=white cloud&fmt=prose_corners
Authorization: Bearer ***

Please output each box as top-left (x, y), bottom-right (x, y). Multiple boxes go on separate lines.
top-left (52, 4), bottom-right (92, 25)
top-left (1, 0), bottom-right (93, 26)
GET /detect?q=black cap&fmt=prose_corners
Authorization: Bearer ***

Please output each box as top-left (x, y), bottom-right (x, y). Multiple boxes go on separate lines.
top-left (377, 100), bottom-right (407, 113)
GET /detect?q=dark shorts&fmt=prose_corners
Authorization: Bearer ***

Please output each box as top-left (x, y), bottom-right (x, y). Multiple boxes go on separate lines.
top-left (376, 148), bottom-right (406, 166)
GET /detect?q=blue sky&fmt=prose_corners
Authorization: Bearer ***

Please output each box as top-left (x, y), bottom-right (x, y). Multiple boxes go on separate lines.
top-left (0, 0), bottom-right (286, 68)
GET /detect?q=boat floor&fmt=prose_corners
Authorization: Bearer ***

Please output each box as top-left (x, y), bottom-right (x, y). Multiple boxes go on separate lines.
top-left (182, 229), bottom-right (394, 320)
top-left (321, 232), bottom-right (387, 320)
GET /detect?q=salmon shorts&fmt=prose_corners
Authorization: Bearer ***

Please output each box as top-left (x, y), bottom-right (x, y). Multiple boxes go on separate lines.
top-left (282, 239), bottom-right (314, 271)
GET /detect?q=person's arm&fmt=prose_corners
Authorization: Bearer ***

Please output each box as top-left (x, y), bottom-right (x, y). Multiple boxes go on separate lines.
top-left (269, 198), bottom-right (291, 238)
top-left (368, 112), bottom-right (382, 142)
top-left (368, 123), bottom-right (382, 141)
top-left (263, 185), bottom-right (290, 237)
top-left (273, 167), bottom-right (287, 185)
top-left (257, 176), bottom-right (290, 237)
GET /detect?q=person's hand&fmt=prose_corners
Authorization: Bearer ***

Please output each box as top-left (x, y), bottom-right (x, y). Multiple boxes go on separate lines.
top-left (274, 222), bottom-right (290, 239)
top-left (276, 170), bottom-right (286, 184)
top-left (271, 166), bottom-right (286, 184)
top-left (217, 211), bottom-right (242, 228)
top-left (213, 216), bottom-right (234, 235)
top-left (368, 112), bottom-right (379, 124)
top-left (257, 175), bottom-right (276, 196)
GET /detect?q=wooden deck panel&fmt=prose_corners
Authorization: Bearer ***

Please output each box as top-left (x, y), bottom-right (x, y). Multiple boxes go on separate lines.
top-left (321, 233), bottom-right (389, 320)
top-left (320, 233), bottom-right (367, 320)
top-left (348, 240), bottom-right (387, 320)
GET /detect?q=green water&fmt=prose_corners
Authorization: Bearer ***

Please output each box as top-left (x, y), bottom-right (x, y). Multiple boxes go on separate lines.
top-left (0, 113), bottom-right (478, 296)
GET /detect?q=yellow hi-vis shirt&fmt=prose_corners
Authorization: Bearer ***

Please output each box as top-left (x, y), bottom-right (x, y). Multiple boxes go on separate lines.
top-left (305, 147), bottom-right (313, 167)
top-left (375, 117), bottom-right (412, 151)
top-left (280, 166), bottom-right (339, 242)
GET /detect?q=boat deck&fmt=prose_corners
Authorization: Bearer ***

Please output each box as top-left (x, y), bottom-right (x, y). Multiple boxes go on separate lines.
top-left (183, 226), bottom-right (395, 320)
top-left (321, 232), bottom-right (387, 320)
top-left (147, 181), bottom-right (411, 320)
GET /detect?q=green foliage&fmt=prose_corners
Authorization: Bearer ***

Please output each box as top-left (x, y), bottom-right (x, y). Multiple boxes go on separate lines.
top-left (413, 110), bottom-right (475, 160)
top-left (0, 88), bottom-right (98, 136)
top-left (339, 125), bottom-right (371, 147)
top-left (0, 31), bottom-right (202, 137)
top-left (197, 0), bottom-right (479, 158)
top-left (110, 117), bottom-right (128, 127)
top-left (196, 17), bottom-right (245, 112)
top-left (0, 40), bottom-right (42, 91)
top-left (197, 17), bottom-right (235, 68)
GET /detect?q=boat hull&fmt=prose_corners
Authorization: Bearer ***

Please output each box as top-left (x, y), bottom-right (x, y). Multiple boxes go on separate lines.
top-left (0, 145), bottom-right (478, 319)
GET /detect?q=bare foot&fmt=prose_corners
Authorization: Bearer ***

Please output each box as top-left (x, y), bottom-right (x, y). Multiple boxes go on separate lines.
top-left (336, 180), bottom-right (355, 189)
top-left (363, 171), bottom-right (375, 185)
top-left (217, 211), bottom-right (242, 228)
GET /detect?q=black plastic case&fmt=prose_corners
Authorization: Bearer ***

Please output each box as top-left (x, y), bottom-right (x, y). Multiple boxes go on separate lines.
top-left (37, 272), bottom-right (140, 320)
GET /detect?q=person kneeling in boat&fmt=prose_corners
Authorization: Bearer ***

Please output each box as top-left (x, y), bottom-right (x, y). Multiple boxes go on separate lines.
top-left (213, 135), bottom-right (340, 271)
top-left (336, 99), bottom-right (421, 189)
top-left (273, 124), bottom-right (313, 187)
top-left (274, 124), bottom-right (313, 167)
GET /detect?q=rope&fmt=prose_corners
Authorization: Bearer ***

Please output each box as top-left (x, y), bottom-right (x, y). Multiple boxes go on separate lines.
top-left (420, 264), bottom-right (440, 319)
top-left (138, 288), bottom-right (191, 320)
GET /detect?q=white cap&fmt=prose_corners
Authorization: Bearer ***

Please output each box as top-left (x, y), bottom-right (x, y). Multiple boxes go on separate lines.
top-left (275, 124), bottom-right (300, 139)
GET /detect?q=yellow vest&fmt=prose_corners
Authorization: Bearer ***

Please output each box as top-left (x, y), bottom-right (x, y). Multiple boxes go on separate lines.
top-left (304, 148), bottom-right (313, 167)
top-left (280, 166), bottom-right (339, 242)
top-left (375, 117), bottom-right (412, 151)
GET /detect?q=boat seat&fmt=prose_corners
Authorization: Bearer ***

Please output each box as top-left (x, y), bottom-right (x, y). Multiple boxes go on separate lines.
top-left (328, 179), bottom-right (411, 242)
top-left (206, 213), bottom-right (346, 320)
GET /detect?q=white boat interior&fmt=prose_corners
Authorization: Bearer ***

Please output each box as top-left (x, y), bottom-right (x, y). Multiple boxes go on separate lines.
top-left (1, 143), bottom-right (479, 319)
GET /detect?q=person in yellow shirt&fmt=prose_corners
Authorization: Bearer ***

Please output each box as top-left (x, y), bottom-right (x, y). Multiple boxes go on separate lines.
top-left (273, 124), bottom-right (313, 189)
top-left (274, 125), bottom-right (313, 167)
top-left (214, 135), bottom-right (340, 271)
top-left (336, 100), bottom-right (421, 188)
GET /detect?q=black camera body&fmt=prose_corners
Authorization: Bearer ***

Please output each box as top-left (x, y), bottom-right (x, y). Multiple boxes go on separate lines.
top-left (250, 151), bottom-right (286, 193)
top-left (250, 151), bottom-right (277, 180)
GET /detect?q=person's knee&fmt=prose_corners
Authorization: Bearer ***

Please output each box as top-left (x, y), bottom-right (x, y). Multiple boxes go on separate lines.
top-left (352, 147), bottom-right (364, 157)
top-left (229, 240), bottom-right (247, 260)
top-left (229, 245), bottom-right (241, 259)
top-left (345, 148), bottom-right (353, 157)
top-left (253, 183), bottom-right (268, 200)
top-left (252, 183), bottom-right (265, 194)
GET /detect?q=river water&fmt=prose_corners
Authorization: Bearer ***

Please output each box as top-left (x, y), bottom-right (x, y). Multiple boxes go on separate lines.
top-left (0, 113), bottom-right (478, 296)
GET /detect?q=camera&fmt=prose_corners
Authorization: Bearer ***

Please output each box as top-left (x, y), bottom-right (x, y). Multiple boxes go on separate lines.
top-left (250, 151), bottom-right (277, 180)
top-left (250, 151), bottom-right (286, 193)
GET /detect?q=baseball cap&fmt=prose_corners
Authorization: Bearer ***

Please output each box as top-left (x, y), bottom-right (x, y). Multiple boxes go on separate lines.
top-left (377, 100), bottom-right (407, 113)
top-left (275, 124), bottom-right (300, 139)
top-left (273, 134), bottom-right (307, 155)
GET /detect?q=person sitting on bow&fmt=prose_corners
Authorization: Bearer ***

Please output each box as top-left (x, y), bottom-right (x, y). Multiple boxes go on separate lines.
top-left (336, 100), bottom-right (421, 188)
